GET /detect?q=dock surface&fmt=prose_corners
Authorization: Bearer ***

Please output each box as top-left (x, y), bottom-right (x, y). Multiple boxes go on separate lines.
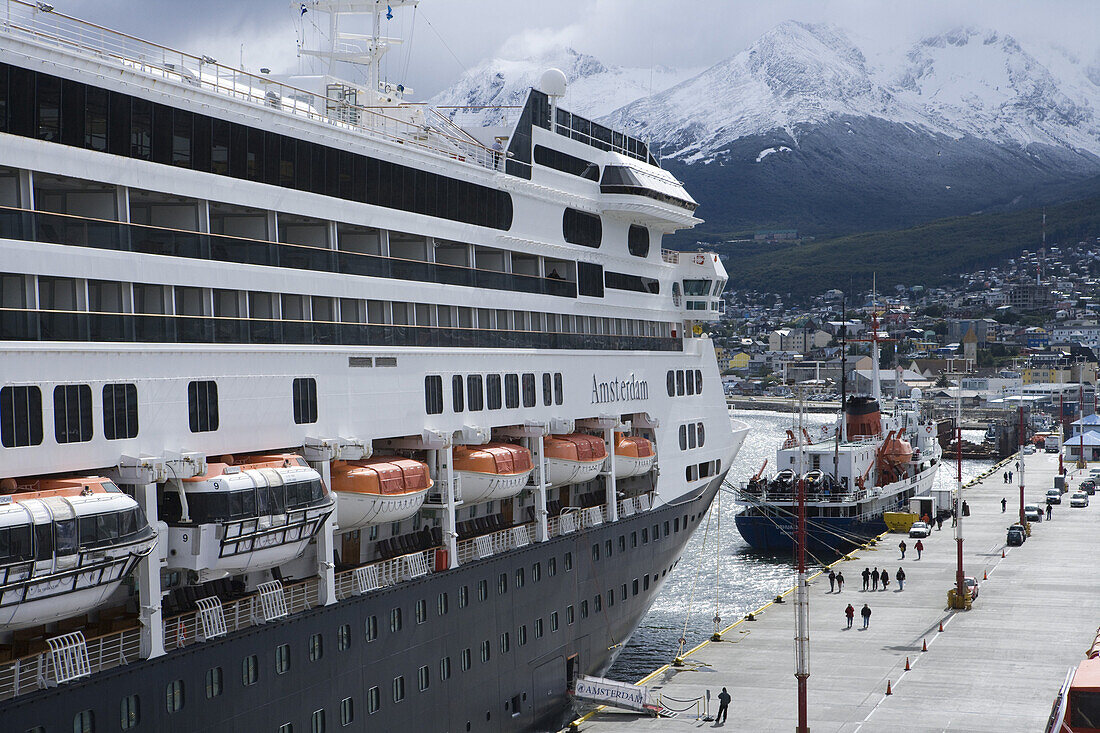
top-left (571, 453), bottom-right (1096, 732)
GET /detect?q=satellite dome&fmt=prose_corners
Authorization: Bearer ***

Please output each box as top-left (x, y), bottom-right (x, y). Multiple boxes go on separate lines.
top-left (538, 68), bottom-right (567, 98)
top-left (911, 388), bottom-right (922, 402)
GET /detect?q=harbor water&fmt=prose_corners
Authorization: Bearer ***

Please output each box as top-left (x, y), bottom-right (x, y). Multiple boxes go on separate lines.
top-left (607, 409), bottom-right (991, 682)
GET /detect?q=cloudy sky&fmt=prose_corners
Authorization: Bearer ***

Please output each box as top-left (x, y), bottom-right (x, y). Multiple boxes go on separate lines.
top-left (65, 0), bottom-right (1100, 97)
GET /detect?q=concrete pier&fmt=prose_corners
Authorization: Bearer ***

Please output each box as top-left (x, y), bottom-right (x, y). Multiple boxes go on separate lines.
top-left (569, 453), bottom-right (1098, 732)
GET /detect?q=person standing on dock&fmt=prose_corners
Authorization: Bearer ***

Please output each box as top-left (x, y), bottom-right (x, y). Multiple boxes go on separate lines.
top-left (862, 567), bottom-right (871, 591)
top-left (915, 540), bottom-right (924, 560)
top-left (880, 569), bottom-right (889, 590)
top-left (871, 567), bottom-right (879, 591)
top-left (716, 687), bottom-right (731, 724)
top-left (1047, 503), bottom-right (1053, 521)
top-left (899, 539), bottom-right (907, 559)
top-left (1002, 497), bottom-right (1007, 512)
top-left (936, 515), bottom-right (944, 531)
top-left (861, 603), bottom-right (871, 629)
top-left (896, 567), bottom-right (905, 591)
top-left (828, 570), bottom-right (836, 592)
top-left (845, 603), bottom-right (855, 629)
top-left (836, 571), bottom-right (845, 592)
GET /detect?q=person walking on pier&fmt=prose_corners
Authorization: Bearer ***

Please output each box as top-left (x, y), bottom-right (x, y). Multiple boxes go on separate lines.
top-left (915, 540), bottom-right (924, 560)
top-left (899, 539), bottom-right (907, 559)
top-left (1002, 497), bottom-right (1007, 512)
top-left (845, 603), bottom-right (855, 629)
top-left (862, 567), bottom-right (871, 591)
top-left (836, 571), bottom-right (845, 592)
top-left (716, 687), bottom-right (731, 724)
top-left (871, 567), bottom-right (879, 591)
top-left (896, 567), bottom-right (905, 591)
top-left (828, 570), bottom-right (836, 592)
top-left (880, 569), bottom-right (889, 590)
top-left (861, 603), bottom-right (871, 629)
top-left (936, 515), bottom-right (944, 531)
top-left (1047, 503), bottom-right (1053, 521)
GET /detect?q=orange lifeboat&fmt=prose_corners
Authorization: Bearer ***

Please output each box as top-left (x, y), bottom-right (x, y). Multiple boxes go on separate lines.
top-left (331, 456), bottom-right (433, 530)
top-left (453, 443), bottom-right (534, 503)
top-left (544, 433), bottom-right (607, 487)
top-left (614, 432), bottom-right (656, 478)
top-left (876, 431), bottom-right (913, 486)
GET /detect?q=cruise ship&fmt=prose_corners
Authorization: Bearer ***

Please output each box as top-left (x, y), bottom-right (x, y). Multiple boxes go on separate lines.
top-left (0, 1), bottom-right (747, 731)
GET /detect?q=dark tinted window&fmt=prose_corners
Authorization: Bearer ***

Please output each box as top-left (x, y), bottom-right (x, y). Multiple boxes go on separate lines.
top-left (466, 375), bottom-right (484, 411)
top-left (521, 373), bottom-right (536, 408)
top-left (563, 208), bottom-right (602, 248)
top-left (504, 374), bottom-right (519, 409)
top-left (533, 145), bottom-right (598, 180)
top-left (187, 380), bottom-right (219, 433)
top-left (486, 374), bottom-right (502, 410)
top-left (628, 225), bottom-right (650, 257)
top-left (451, 375), bottom-right (464, 412)
top-left (578, 262), bottom-right (604, 298)
top-left (53, 384), bottom-right (93, 443)
top-left (293, 377), bottom-right (318, 424)
top-left (1, 385), bottom-right (43, 447)
top-left (102, 383), bottom-right (139, 440)
top-left (554, 373), bottom-right (563, 405)
top-left (542, 373), bottom-right (552, 406)
top-left (424, 375), bottom-right (443, 415)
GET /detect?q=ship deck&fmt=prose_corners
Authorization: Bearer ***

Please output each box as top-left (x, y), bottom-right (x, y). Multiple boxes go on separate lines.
top-left (568, 452), bottom-right (1097, 732)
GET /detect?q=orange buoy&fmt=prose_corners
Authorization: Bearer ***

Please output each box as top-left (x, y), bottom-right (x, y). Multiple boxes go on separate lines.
top-left (922, 638), bottom-right (928, 652)
top-left (938, 621), bottom-right (944, 632)
top-left (904, 656), bottom-right (911, 671)
top-left (885, 680), bottom-right (893, 695)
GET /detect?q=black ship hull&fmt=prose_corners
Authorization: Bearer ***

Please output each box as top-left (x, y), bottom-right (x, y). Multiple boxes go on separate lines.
top-left (2, 474), bottom-right (726, 733)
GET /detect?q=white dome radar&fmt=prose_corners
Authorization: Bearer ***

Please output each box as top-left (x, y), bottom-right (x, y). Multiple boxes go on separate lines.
top-left (539, 68), bottom-right (568, 98)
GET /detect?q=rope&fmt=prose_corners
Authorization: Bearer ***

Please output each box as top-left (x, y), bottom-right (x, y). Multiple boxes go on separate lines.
top-left (676, 502), bottom-right (714, 659)
top-left (419, 9), bottom-right (469, 80)
top-left (714, 489), bottom-right (722, 632)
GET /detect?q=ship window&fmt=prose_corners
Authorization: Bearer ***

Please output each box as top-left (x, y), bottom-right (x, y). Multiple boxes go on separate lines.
top-left (416, 599), bottom-right (427, 624)
top-left (1, 385), bottom-right (43, 448)
top-left (564, 552), bottom-right (572, 571)
top-left (35, 73), bottom-right (60, 141)
top-left (644, 575), bottom-right (650, 590)
top-left (0, 526), bottom-right (33, 563)
top-left (424, 375), bottom-right (443, 415)
top-left (676, 370), bottom-right (685, 396)
top-left (480, 640), bottom-right (491, 662)
top-left (311, 709), bottom-right (325, 733)
top-left (165, 679), bottom-right (184, 713)
top-left (461, 649), bottom-right (471, 671)
top-left (55, 518), bottom-right (77, 555)
top-left (642, 528), bottom-right (648, 544)
top-left (478, 579), bottom-right (488, 601)
top-left (438, 592), bottom-right (449, 616)
top-left (550, 612), bottom-right (559, 632)
top-left (365, 615), bottom-right (378, 641)
top-left (309, 633), bottom-right (323, 661)
top-left (592, 543), bottom-right (599, 562)
top-left (581, 600), bottom-right (588, 619)
top-left (458, 586), bottom-right (468, 608)
top-left (563, 208), bottom-right (602, 248)
top-left (368, 686), bottom-right (380, 714)
top-left (667, 371), bottom-right (675, 397)
top-left (504, 374), bottom-right (519, 409)
top-left (605, 539), bottom-right (613, 557)
top-left (467, 375), bottom-right (484, 411)
top-left (275, 644), bottom-right (290, 674)
top-left (618, 535), bottom-right (626, 552)
top-left (340, 697), bottom-right (353, 726)
top-left (293, 377), bottom-right (318, 424)
top-left (102, 383), bottom-right (139, 440)
top-left (549, 557), bottom-right (557, 575)
top-left (500, 632), bottom-right (510, 654)
top-left (628, 225), bottom-right (650, 258)
top-left (532, 562), bottom-right (541, 582)
top-left (337, 624), bottom-right (351, 651)
top-left (679, 425), bottom-right (687, 450)
top-left (534, 619), bottom-right (543, 639)
top-left (53, 384), bottom-right (93, 444)
top-left (498, 572), bottom-right (508, 595)
top-left (594, 595), bottom-right (601, 612)
top-left (515, 567), bottom-right (525, 588)
top-left (390, 608), bottom-right (402, 632)
top-left (608, 590), bottom-right (615, 607)
top-left (242, 655), bottom-right (258, 685)
top-left (452, 375), bottom-right (464, 412)
top-left (695, 370), bottom-right (703, 393)
top-left (554, 373), bottom-right (564, 405)
top-left (278, 723), bottom-right (292, 733)
top-left (685, 371), bottom-right (695, 395)
top-left (187, 380), bottom-right (219, 433)
top-left (518, 625), bottom-right (527, 645)
top-left (521, 373), bottom-right (536, 407)
top-left (577, 262), bottom-right (605, 298)
top-left (120, 694), bottom-right (139, 729)
top-left (621, 584), bottom-right (628, 601)
top-left (698, 422), bottom-right (705, 446)
top-left (73, 710), bottom-right (93, 733)
top-left (486, 374), bottom-right (502, 410)
top-left (440, 656), bottom-right (452, 680)
top-left (205, 667), bottom-right (223, 698)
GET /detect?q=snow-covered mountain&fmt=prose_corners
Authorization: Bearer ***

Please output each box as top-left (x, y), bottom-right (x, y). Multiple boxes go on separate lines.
top-left (427, 46), bottom-right (699, 126)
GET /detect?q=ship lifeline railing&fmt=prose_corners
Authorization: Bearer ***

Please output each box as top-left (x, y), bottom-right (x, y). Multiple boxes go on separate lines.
top-left (0, 493), bottom-right (654, 701)
top-left (0, 0), bottom-right (499, 171)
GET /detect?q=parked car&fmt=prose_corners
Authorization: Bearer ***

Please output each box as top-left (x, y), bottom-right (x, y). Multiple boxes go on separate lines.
top-left (1006, 524), bottom-right (1026, 546)
top-left (1023, 445), bottom-right (1036, 455)
top-left (964, 576), bottom-right (980, 600)
top-left (1046, 489), bottom-right (1062, 505)
top-left (1070, 492), bottom-right (1090, 508)
top-left (1080, 480), bottom-right (1096, 495)
top-left (909, 521), bottom-right (931, 538)
top-left (1046, 445), bottom-right (1060, 453)
top-left (1024, 504), bottom-right (1043, 522)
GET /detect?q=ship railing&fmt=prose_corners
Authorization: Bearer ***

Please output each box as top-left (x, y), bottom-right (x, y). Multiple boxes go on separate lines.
top-left (0, 0), bottom-right (499, 171)
top-left (661, 249), bottom-right (680, 264)
top-left (455, 524), bottom-right (534, 565)
top-left (333, 548), bottom-right (437, 600)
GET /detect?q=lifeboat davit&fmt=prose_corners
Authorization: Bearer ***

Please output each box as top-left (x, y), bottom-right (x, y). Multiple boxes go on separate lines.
top-left (876, 431), bottom-right (914, 486)
top-left (331, 456), bottom-right (432, 530)
top-left (544, 433), bottom-right (607, 487)
top-left (167, 454), bottom-right (334, 581)
top-left (452, 443), bottom-right (534, 503)
top-left (0, 476), bottom-right (157, 631)
top-left (614, 432), bottom-right (656, 478)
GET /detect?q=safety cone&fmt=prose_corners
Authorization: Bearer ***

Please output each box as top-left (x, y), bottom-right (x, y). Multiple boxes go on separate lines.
top-left (904, 657), bottom-right (911, 671)
top-left (1002, 548), bottom-right (1006, 558)
top-left (885, 680), bottom-right (893, 695)
top-left (983, 571), bottom-right (988, 580)
top-left (938, 621), bottom-right (944, 632)
top-left (922, 638), bottom-right (928, 652)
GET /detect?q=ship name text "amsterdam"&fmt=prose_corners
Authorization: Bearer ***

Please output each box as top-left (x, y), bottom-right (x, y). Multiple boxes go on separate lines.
top-left (591, 374), bottom-right (650, 404)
